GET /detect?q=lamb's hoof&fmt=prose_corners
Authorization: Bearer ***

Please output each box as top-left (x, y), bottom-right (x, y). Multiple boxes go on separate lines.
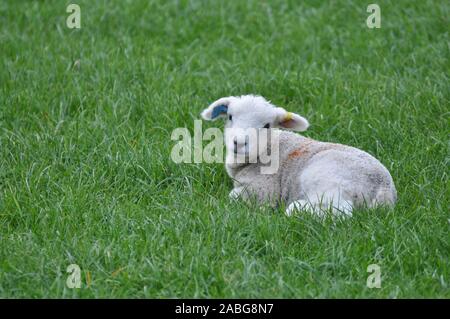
top-left (285, 200), bottom-right (354, 218)
top-left (285, 200), bottom-right (309, 217)
top-left (229, 188), bottom-right (242, 201)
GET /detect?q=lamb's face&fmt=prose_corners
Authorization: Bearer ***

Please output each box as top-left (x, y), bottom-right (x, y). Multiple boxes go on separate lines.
top-left (223, 97), bottom-right (279, 157)
top-left (201, 95), bottom-right (309, 160)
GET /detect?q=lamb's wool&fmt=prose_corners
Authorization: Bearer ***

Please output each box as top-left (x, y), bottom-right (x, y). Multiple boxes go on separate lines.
top-left (228, 130), bottom-right (397, 216)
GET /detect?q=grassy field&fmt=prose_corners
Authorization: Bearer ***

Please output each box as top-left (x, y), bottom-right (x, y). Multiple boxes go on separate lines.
top-left (0, 0), bottom-right (448, 298)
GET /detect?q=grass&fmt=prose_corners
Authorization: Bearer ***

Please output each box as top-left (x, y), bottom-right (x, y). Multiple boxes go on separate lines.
top-left (0, 0), bottom-right (448, 298)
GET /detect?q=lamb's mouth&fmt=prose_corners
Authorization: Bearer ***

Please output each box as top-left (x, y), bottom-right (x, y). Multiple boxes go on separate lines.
top-left (231, 148), bottom-right (251, 157)
top-left (230, 153), bottom-right (257, 167)
top-left (233, 149), bottom-right (248, 155)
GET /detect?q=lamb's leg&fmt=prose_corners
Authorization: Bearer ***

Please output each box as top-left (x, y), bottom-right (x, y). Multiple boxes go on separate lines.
top-left (229, 187), bottom-right (244, 200)
top-left (285, 195), bottom-right (353, 217)
top-left (285, 200), bottom-right (313, 216)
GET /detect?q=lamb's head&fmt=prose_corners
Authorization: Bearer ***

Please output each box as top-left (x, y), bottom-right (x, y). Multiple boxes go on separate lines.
top-left (201, 95), bottom-right (309, 162)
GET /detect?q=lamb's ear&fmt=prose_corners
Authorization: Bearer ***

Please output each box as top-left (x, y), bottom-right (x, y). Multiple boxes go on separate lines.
top-left (275, 107), bottom-right (309, 131)
top-left (201, 97), bottom-right (234, 121)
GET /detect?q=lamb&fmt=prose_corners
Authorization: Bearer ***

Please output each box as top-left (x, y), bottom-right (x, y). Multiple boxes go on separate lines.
top-left (201, 95), bottom-right (397, 217)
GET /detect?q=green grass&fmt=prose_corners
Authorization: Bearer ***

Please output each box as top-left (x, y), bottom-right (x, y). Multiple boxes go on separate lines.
top-left (0, 0), bottom-right (449, 298)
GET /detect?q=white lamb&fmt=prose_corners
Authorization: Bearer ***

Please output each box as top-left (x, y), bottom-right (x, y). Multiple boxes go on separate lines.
top-left (201, 95), bottom-right (397, 217)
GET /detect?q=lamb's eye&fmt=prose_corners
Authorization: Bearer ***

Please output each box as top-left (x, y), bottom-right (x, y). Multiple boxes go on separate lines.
top-left (229, 115), bottom-right (232, 121)
top-left (263, 123), bottom-right (270, 129)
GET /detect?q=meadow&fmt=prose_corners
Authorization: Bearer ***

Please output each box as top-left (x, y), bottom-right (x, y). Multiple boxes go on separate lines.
top-left (0, 0), bottom-right (448, 297)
